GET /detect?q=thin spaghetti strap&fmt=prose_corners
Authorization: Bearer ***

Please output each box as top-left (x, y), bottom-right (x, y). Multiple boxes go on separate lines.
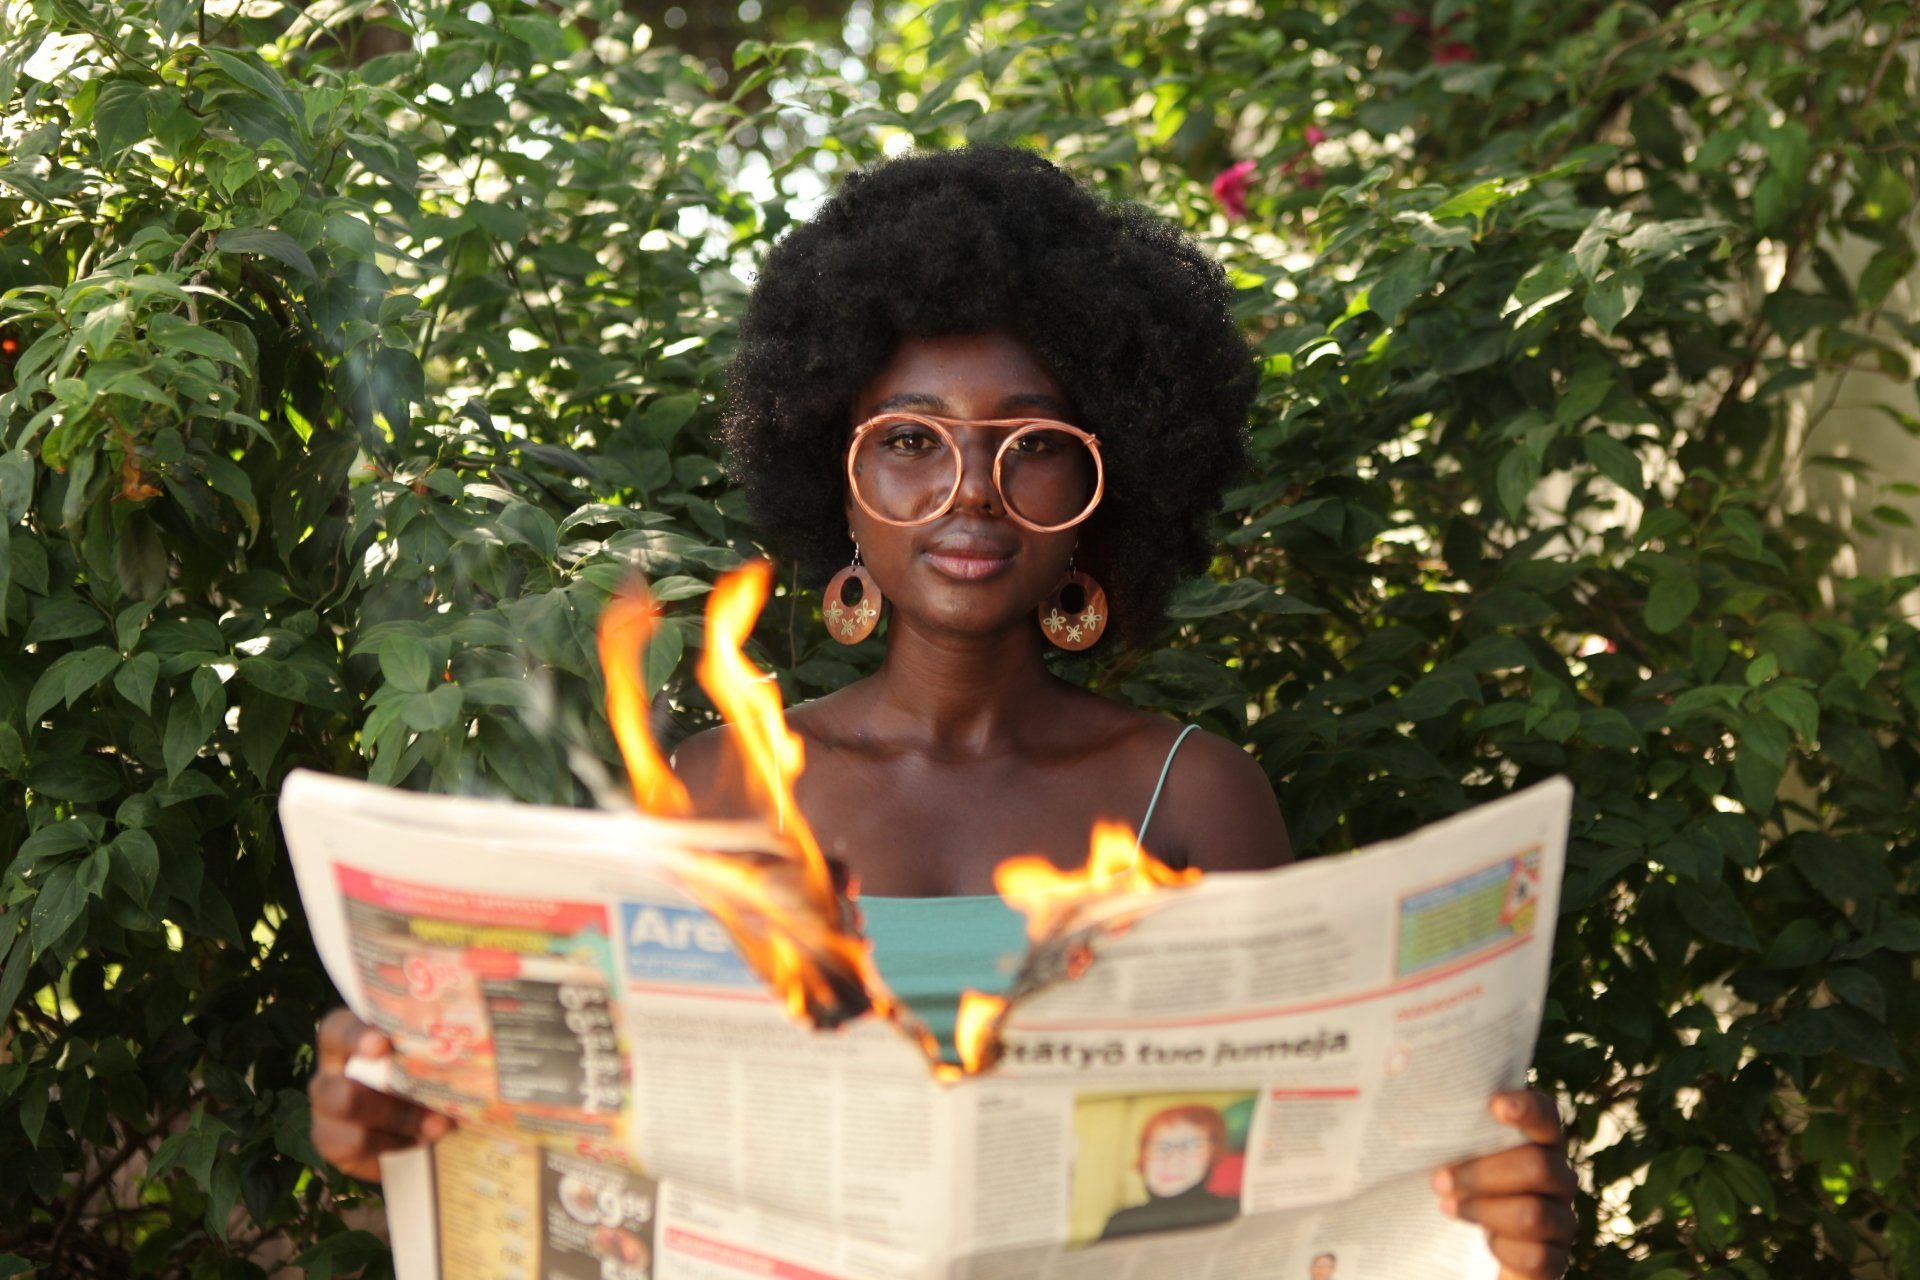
top-left (1136, 723), bottom-right (1199, 854)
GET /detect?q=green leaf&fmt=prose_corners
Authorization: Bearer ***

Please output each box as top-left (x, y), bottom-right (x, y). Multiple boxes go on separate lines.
top-left (108, 829), bottom-right (160, 906)
top-left (148, 313), bottom-right (244, 364)
top-left (1825, 1005), bottom-right (1902, 1070)
top-left (1584, 267), bottom-right (1643, 335)
top-left (114, 598), bottom-right (157, 651)
top-left (24, 597), bottom-right (106, 645)
top-left (114, 514), bottom-right (169, 600)
top-left (1791, 835), bottom-right (1894, 907)
top-left (1645, 577), bottom-right (1698, 634)
top-left (1431, 178), bottom-right (1522, 221)
top-left (1732, 744), bottom-right (1785, 812)
top-left (470, 202), bottom-right (529, 243)
top-left (238, 689), bottom-right (296, 784)
top-left (0, 933), bottom-right (38, 1021)
top-left (401, 682), bottom-right (463, 732)
top-left (643, 620), bottom-right (685, 698)
top-left (1759, 684), bottom-right (1819, 741)
top-left (201, 455), bottom-right (259, 540)
top-left (1495, 448), bottom-right (1540, 521)
top-left (1675, 878), bottom-right (1759, 950)
top-left (25, 646), bottom-right (122, 721)
top-left (18, 820), bottom-right (95, 863)
top-left (149, 1105), bottom-right (232, 1187)
top-left (162, 683), bottom-right (221, 779)
top-left (1761, 919), bottom-right (1830, 969)
top-left (93, 78), bottom-right (151, 163)
top-left (215, 228), bottom-right (316, 278)
top-left (1366, 247), bottom-right (1431, 320)
top-left (1826, 967), bottom-right (1886, 1022)
top-left (1582, 431), bottom-right (1644, 495)
top-left (1716, 1154), bottom-right (1777, 1218)
top-left (1619, 217), bottom-right (1724, 258)
top-left (0, 449), bottom-right (31, 524)
top-left (112, 651), bottom-right (160, 713)
top-left (379, 637), bottom-right (433, 692)
top-left (203, 48), bottom-right (300, 121)
top-left (77, 844), bottom-right (110, 897)
top-left (292, 1231), bottom-right (393, 1280)
top-left (28, 864), bottom-right (84, 959)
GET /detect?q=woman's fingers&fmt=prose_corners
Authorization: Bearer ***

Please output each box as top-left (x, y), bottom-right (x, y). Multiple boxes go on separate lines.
top-left (308, 1072), bottom-right (446, 1138)
top-left (316, 1007), bottom-right (391, 1073)
top-left (1448, 1192), bottom-right (1576, 1242)
top-left (1439, 1141), bottom-right (1578, 1201)
top-left (1428, 1090), bottom-right (1577, 1278)
top-left (1488, 1089), bottom-right (1562, 1145)
top-left (1486, 1234), bottom-right (1571, 1280)
top-left (311, 1114), bottom-right (431, 1182)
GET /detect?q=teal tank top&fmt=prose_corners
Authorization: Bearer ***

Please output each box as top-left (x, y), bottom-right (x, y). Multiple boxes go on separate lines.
top-left (861, 725), bottom-right (1197, 1063)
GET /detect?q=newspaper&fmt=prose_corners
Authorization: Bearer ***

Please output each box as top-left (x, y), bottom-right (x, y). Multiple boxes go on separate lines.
top-left (280, 769), bottom-right (1572, 1280)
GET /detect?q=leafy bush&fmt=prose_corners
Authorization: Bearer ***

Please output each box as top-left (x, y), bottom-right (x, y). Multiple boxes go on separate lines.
top-left (1, 0), bottom-right (1916, 1275)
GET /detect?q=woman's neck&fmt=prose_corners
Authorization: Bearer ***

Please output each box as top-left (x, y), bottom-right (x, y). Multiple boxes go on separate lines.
top-left (867, 614), bottom-right (1058, 755)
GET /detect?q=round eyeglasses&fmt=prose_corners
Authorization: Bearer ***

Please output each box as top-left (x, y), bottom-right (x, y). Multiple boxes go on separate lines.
top-left (846, 413), bottom-right (1105, 533)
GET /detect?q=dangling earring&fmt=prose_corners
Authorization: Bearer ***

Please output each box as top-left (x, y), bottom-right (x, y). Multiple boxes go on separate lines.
top-left (824, 541), bottom-right (882, 644)
top-left (1038, 558), bottom-right (1107, 651)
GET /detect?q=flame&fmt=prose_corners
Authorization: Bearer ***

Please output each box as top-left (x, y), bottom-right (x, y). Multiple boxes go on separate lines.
top-left (993, 820), bottom-right (1202, 942)
top-left (694, 562), bottom-right (834, 914)
top-left (676, 563), bottom-right (918, 1039)
top-left (590, 563), bottom-right (1202, 1080)
top-left (954, 990), bottom-right (1008, 1075)
top-left (598, 588), bottom-right (691, 816)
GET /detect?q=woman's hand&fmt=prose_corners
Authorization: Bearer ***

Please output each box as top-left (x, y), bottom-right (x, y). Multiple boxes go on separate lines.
top-left (309, 1007), bottom-right (454, 1181)
top-left (1432, 1089), bottom-right (1577, 1279)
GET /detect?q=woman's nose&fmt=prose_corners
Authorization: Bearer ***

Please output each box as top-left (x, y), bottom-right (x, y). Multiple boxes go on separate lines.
top-left (949, 433), bottom-right (1004, 515)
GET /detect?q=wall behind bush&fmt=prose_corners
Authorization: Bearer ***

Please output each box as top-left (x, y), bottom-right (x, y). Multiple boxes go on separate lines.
top-left (0, 1), bottom-right (1915, 1275)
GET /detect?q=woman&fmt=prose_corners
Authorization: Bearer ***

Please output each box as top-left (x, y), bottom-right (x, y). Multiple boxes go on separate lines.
top-left (310, 145), bottom-right (1578, 1276)
top-left (1097, 1104), bottom-right (1241, 1241)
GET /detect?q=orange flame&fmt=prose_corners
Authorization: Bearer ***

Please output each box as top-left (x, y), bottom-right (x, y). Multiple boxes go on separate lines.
top-left (598, 588), bottom-right (691, 816)
top-left (675, 563), bottom-right (919, 1040)
top-left (993, 820), bottom-right (1202, 943)
top-left (954, 990), bottom-right (1008, 1075)
top-left (591, 563), bottom-right (1202, 1079)
top-left (694, 562), bottom-right (834, 915)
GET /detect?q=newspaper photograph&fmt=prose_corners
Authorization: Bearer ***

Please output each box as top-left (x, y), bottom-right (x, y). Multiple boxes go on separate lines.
top-left (280, 769), bottom-right (1572, 1280)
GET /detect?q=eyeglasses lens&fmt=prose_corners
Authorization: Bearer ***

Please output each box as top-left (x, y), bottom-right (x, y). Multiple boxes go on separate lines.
top-left (1000, 426), bottom-right (1097, 528)
top-left (851, 419), bottom-right (1096, 527)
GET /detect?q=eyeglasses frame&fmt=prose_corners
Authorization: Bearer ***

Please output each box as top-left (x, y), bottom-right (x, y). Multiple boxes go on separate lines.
top-left (845, 412), bottom-right (1106, 534)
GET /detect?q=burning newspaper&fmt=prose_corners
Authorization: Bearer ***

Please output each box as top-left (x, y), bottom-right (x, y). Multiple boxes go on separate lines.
top-left (281, 770), bottom-right (1570, 1280)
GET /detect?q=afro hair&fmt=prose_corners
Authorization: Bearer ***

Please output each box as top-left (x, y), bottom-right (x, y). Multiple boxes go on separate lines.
top-left (720, 143), bottom-right (1257, 646)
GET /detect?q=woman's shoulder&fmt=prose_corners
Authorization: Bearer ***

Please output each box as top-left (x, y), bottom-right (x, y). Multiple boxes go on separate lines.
top-left (1127, 712), bottom-right (1293, 873)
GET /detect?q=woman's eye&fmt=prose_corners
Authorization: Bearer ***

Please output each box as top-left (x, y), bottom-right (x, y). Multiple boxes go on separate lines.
top-left (884, 429), bottom-right (936, 453)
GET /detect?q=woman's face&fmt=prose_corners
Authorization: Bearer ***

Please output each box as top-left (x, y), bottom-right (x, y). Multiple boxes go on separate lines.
top-left (846, 331), bottom-right (1084, 638)
top-left (1140, 1118), bottom-right (1215, 1198)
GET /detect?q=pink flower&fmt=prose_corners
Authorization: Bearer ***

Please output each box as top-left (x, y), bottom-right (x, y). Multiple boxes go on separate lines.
top-left (1210, 159), bottom-right (1257, 220)
top-left (1432, 40), bottom-right (1476, 65)
top-left (1304, 125), bottom-right (1327, 146)
top-left (1296, 166), bottom-right (1324, 190)
top-left (1391, 9), bottom-right (1429, 31)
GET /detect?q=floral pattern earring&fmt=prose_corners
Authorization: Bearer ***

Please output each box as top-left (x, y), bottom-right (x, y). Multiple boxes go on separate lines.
top-left (1039, 558), bottom-right (1107, 650)
top-left (824, 541), bottom-right (882, 644)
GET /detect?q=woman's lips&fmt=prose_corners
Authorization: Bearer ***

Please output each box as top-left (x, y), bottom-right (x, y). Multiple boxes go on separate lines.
top-left (923, 548), bottom-right (1016, 580)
